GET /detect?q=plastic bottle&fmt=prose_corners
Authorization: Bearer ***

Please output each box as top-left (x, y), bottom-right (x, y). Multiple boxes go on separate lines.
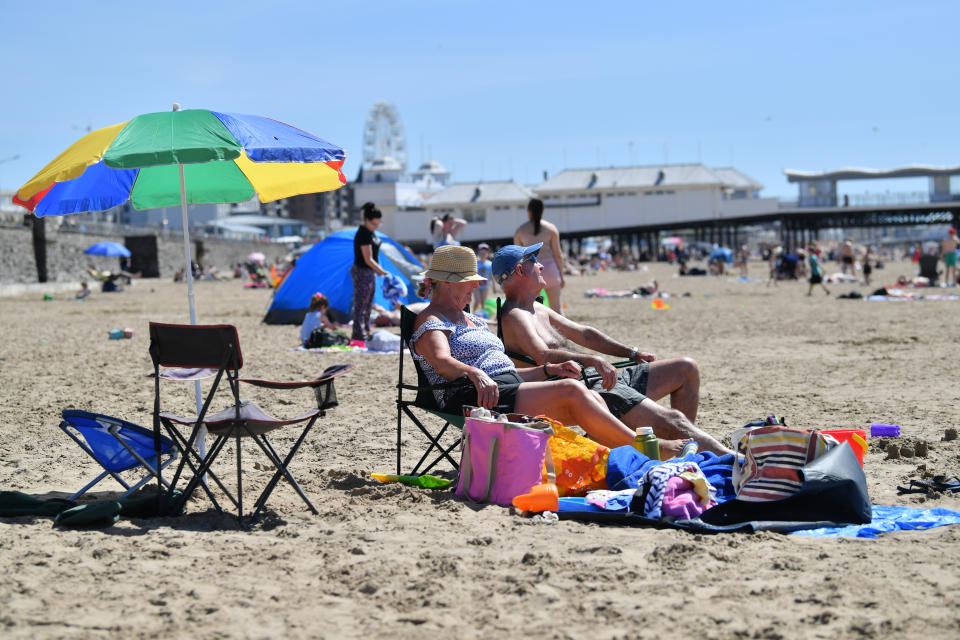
top-left (108, 329), bottom-right (124, 340)
top-left (680, 440), bottom-right (699, 458)
top-left (634, 427), bottom-right (660, 461)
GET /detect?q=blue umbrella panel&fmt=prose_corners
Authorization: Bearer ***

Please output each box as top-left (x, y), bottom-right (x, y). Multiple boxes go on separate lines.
top-left (85, 241), bottom-right (131, 258)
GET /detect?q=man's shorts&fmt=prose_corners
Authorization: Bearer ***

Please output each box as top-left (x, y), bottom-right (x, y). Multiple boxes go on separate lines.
top-left (945, 252), bottom-right (958, 268)
top-left (582, 362), bottom-right (650, 418)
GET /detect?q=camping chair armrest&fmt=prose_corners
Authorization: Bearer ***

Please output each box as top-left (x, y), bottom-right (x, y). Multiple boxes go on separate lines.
top-left (238, 364), bottom-right (356, 390)
top-left (398, 375), bottom-right (472, 393)
top-left (149, 368), bottom-right (219, 382)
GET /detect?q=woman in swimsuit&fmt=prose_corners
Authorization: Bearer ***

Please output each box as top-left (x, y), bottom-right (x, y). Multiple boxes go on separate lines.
top-left (514, 198), bottom-right (565, 314)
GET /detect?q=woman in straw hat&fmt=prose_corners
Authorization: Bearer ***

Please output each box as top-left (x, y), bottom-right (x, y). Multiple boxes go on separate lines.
top-left (411, 246), bottom-right (689, 454)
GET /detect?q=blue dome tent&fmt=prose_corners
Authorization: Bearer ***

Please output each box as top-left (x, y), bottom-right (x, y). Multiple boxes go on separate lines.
top-left (264, 228), bottom-right (423, 324)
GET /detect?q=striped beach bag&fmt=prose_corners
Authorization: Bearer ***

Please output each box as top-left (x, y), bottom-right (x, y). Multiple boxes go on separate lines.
top-left (733, 418), bottom-right (837, 502)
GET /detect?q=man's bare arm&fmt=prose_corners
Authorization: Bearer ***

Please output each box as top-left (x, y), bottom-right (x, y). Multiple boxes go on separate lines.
top-left (501, 307), bottom-right (581, 366)
top-left (544, 303), bottom-right (655, 363)
top-left (502, 305), bottom-right (619, 389)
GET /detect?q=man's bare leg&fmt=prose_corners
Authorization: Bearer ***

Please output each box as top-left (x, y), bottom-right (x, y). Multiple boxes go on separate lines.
top-left (620, 399), bottom-right (732, 455)
top-left (643, 357), bottom-right (700, 422)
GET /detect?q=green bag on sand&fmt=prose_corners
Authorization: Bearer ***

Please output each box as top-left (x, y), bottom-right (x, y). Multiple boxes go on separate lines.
top-left (118, 490), bottom-right (184, 518)
top-left (0, 491), bottom-right (76, 517)
top-left (54, 501), bottom-right (122, 529)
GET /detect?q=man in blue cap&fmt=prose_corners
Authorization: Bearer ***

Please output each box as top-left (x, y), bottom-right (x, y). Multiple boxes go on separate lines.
top-left (493, 243), bottom-right (730, 456)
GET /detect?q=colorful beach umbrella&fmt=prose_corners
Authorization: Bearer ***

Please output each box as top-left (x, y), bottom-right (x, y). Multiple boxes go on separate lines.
top-left (84, 241), bottom-right (131, 258)
top-left (13, 106), bottom-right (346, 325)
top-left (13, 106), bottom-right (346, 427)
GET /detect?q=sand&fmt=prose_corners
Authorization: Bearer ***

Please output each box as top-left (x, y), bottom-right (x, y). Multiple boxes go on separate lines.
top-left (1, 261), bottom-right (959, 639)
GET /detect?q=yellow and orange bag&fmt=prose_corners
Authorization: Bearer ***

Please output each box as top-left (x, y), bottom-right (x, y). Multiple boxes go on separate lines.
top-left (537, 417), bottom-right (610, 497)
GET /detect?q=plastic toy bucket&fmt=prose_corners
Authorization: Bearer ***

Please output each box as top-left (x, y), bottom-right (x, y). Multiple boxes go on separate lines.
top-left (822, 429), bottom-right (868, 466)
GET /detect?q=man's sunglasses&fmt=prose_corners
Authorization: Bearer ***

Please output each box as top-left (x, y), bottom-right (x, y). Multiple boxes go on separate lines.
top-left (496, 253), bottom-right (539, 285)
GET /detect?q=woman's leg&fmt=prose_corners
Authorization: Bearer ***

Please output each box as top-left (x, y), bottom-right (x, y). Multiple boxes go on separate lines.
top-left (351, 266), bottom-right (375, 340)
top-left (514, 379), bottom-right (635, 448)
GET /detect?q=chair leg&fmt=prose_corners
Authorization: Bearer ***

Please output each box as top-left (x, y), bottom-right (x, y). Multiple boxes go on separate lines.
top-left (417, 438), bottom-right (462, 477)
top-left (68, 470), bottom-right (112, 501)
top-left (401, 405), bottom-right (461, 474)
top-left (249, 425), bottom-right (318, 519)
top-left (236, 435), bottom-right (243, 524)
top-left (163, 420), bottom-right (231, 509)
top-left (119, 456), bottom-right (177, 498)
top-left (176, 434), bottom-right (235, 513)
top-left (396, 405), bottom-right (402, 475)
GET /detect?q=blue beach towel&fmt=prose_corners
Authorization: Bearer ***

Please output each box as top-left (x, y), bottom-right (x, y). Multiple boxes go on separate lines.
top-left (605, 447), bottom-right (737, 502)
top-left (792, 505), bottom-right (960, 538)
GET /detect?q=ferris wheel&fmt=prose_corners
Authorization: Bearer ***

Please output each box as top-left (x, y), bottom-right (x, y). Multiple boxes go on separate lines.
top-left (362, 101), bottom-right (406, 171)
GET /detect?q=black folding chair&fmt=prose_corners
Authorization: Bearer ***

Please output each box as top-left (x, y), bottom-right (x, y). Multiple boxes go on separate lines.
top-left (919, 254), bottom-right (940, 286)
top-left (149, 322), bottom-right (353, 523)
top-left (395, 306), bottom-right (471, 475)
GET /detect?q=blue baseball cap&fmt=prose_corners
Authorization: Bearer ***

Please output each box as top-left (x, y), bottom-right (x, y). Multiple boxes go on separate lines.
top-left (492, 243), bottom-right (543, 284)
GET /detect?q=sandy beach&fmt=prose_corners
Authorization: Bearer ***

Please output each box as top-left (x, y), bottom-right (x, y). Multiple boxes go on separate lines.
top-left (1, 259), bottom-right (959, 639)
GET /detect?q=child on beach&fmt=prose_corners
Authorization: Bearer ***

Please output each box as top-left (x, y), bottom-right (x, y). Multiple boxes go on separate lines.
top-left (807, 246), bottom-right (830, 296)
top-left (300, 292), bottom-right (337, 346)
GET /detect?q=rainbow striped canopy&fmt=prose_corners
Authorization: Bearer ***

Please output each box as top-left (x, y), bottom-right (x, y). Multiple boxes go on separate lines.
top-left (14, 109), bottom-right (346, 216)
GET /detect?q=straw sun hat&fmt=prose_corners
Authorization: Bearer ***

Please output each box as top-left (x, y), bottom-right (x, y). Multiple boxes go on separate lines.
top-left (421, 245), bottom-right (487, 283)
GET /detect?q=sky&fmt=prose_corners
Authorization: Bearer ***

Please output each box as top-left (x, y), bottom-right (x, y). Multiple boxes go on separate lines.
top-left (1, 1), bottom-right (957, 200)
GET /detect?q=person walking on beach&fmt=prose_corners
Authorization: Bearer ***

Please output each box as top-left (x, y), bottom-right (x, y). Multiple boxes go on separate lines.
top-left (514, 198), bottom-right (565, 314)
top-left (941, 227), bottom-right (958, 287)
top-left (352, 202), bottom-right (389, 341)
top-left (862, 246), bottom-right (874, 287)
top-left (840, 239), bottom-right (855, 276)
top-left (472, 243), bottom-right (494, 314)
top-left (493, 243), bottom-right (731, 456)
top-left (766, 246), bottom-right (782, 286)
top-left (430, 213), bottom-right (467, 249)
top-left (807, 244), bottom-right (830, 296)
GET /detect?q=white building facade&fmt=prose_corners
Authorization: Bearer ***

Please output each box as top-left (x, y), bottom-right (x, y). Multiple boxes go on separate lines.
top-left (382, 163), bottom-right (776, 247)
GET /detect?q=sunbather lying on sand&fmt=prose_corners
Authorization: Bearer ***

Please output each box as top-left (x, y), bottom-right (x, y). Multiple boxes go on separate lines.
top-left (410, 246), bottom-right (690, 457)
top-left (494, 243), bottom-right (732, 456)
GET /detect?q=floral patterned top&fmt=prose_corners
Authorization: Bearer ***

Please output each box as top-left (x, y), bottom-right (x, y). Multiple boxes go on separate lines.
top-left (411, 311), bottom-right (516, 407)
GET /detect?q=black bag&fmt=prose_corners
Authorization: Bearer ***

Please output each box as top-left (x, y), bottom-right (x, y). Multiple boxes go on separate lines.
top-left (305, 328), bottom-right (349, 349)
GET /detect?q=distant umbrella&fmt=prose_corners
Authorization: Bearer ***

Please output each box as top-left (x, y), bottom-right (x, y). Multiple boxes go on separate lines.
top-left (247, 252), bottom-right (266, 263)
top-left (709, 247), bottom-right (734, 264)
top-left (84, 241), bottom-right (131, 257)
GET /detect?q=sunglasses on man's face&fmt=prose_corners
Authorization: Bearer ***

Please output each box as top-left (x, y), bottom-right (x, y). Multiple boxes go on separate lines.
top-left (520, 254), bottom-right (539, 266)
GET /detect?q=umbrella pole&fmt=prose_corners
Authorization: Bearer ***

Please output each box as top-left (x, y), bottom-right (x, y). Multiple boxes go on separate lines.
top-left (178, 163), bottom-right (208, 473)
top-left (177, 163), bottom-right (202, 410)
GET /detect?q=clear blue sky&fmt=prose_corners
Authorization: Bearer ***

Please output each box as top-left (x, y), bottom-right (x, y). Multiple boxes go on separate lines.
top-left (1, 1), bottom-right (956, 199)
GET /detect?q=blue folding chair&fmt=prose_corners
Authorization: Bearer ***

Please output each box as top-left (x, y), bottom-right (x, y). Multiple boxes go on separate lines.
top-left (59, 409), bottom-right (177, 501)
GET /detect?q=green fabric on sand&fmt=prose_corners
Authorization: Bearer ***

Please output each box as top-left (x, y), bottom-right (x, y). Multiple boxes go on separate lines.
top-left (0, 491), bottom-right (76, 517)
top-left (1, 489), bottom-right (184, 528)
top-left (118, 490), bottom-right (184, 518)
top-left (54, 501), bottom-right (122, 528)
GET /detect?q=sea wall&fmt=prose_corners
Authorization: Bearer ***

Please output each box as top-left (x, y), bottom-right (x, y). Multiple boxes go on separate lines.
top-left (0, 223), bottom-right (291, 285)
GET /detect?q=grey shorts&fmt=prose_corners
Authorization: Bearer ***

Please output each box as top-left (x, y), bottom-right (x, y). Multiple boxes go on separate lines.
top-left (583, 362), bottom-right (650, 418)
